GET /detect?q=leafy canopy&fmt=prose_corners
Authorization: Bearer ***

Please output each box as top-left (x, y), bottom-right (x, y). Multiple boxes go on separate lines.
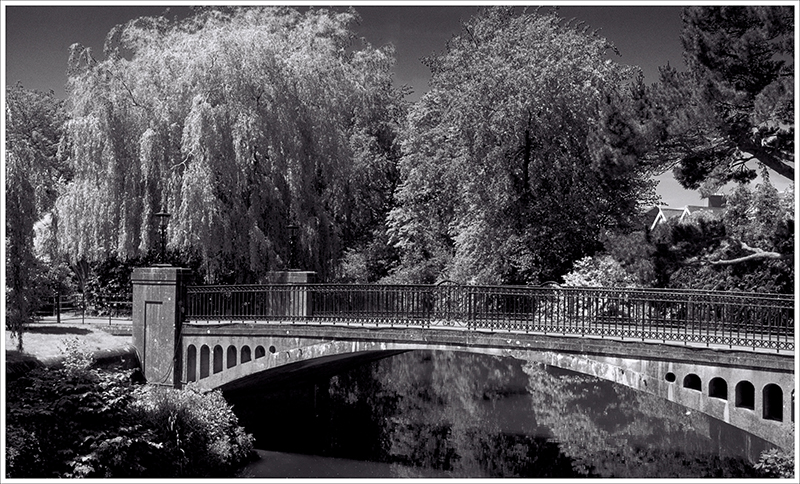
top-left (58, 6), bottom-right (404, 282)
top-left (388, 7), bottom-right (656, 285)
top-left (568, 179), bottom-right (794, 294)
top-left (5, 83), bottom-right (67, 346)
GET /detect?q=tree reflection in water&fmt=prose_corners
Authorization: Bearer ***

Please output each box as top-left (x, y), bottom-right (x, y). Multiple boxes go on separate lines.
top-left (226, 350), bottom-right (768, 478)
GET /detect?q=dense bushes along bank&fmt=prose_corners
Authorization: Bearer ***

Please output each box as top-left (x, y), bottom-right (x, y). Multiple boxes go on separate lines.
top-left (5, 345), bottom-right (255, 478)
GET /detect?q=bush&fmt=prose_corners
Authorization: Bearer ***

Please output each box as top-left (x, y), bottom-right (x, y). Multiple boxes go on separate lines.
top-left (60, 336), bottom-right (95, 378)
top-left (5, 365), bottom-right (132, 478)
top-left (124, 386), bottom-right (255, 477)
top-left (562, 255), bottom-right (639, 288)
top-left (755, 448), bottom-right (794, 478)
top-left (5, 362), bottom-right (254, 478)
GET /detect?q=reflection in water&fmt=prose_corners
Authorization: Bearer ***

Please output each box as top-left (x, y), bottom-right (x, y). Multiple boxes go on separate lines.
top-left (228, 350), bottom-right (769, 478)
top-left (239, 450), bottom-right (450, 478)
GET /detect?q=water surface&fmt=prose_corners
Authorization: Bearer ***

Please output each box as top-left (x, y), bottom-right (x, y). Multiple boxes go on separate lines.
top-left (229, 350), bottom-right (770, 478)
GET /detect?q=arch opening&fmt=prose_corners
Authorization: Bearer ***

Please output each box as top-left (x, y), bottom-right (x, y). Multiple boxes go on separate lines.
top-left (735, 381), bottom-right (755, 410)
top-left (200, 345), bottom-right (210, 379)
top-left (241, 345), bottom-right (252, 363)
top-left (665, 372), bottom-right (676, 383)
top-left (227, 345), bottom-right (237, 369)
top-left (762, 384), bottom-right (783, 421)
top-left (186, 345), bottom-right (197, 383)
top-left (683, 373), bottom-right (701, 391)
top-left (213, 345), bottom-right (223, 374)
top-left (255, 345), bottom-right (266, 359)
top-left (708, 377), bottom-right (728, 400)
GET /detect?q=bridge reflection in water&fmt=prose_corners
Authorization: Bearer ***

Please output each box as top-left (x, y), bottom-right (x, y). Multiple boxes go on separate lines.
top-left (131, 268), bottom-right (794, 451)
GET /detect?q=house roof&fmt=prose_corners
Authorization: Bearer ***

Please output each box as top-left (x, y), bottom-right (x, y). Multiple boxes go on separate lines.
top-left (643, 201), bottom-right (727, 231)
top-left (661, 208), bottom-right (687, 218)
top-left (686, 205), bottom-right (727, 215)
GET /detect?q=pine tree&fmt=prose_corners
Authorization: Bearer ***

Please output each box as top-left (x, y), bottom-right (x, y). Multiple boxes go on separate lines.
top-left (645, 6), bottom-right (794, 192)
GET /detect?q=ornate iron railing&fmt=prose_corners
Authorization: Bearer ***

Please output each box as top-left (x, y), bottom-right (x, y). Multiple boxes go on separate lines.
top-left (185, 283), bottom-right (794, 352)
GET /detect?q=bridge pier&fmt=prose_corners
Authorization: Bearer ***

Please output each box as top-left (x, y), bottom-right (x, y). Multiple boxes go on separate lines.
top-left (132, 268), bottom-right (317, 388)
top-left (132, 267), bottom-right (191, 388)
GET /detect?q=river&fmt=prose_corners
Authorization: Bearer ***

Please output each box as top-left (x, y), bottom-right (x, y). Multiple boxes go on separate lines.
top-left (226, 350), bottom-right (772, 478)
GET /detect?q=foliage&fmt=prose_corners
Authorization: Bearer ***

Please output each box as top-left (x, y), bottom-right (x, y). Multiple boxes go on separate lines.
top-left (61, 336), bottom-right (96, 378)
top-left (5, 83), bottom-right (67, 348)
top-left (643, 6), bottom-right (794, 192)
top-left (562, 231), bottom-right (657, 288)
top-left (79, 251), bottom-right (205, 316)
top-left (334, 229), bottom-right (400, 283)
top-left (57, 6), bottom-right (405, 282)
top-left (5, 363), bottom-right (254, 478)
top-left (755, 448), bottom-right (795, 478)
top-left (665, 182), bottom-right (793, 293)
top-left (601, 231), bottom-right (658, 286)
top-left (5, 365), bottom-right (134, 478)
top-left (562, 255), bottom-right (638, 288)
top-left (649, 211), bottom-right (727, 287)
top-left (668, 250), bottom-right (793, 294)
top-left (388, 7), bottom-right (657, 285)
top-left (567, 178), bottom-right (793, 293)
top-left (725, 172), bottom-right (792, 250)
top-left (121, 386), bottom-right (255, 477)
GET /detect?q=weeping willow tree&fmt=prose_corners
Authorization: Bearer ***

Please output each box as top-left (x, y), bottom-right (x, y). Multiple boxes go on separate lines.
top-left (57, 6), bottom-right (404, 282)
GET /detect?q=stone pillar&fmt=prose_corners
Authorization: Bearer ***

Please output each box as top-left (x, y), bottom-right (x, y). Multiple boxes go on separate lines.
top-left (264, 271), bottom-right (316, 319)
top-left (132, 267), bottom-right (191, 388)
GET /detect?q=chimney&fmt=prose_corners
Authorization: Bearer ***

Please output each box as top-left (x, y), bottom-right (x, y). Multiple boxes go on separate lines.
top-left (708, 194), bottom-right (726, 208)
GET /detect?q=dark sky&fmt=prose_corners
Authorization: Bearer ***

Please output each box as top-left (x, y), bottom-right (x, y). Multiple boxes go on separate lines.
top-left (4, 3), bottom-right (685, 100)
top-left (5, 2), bottom-right (786, 206)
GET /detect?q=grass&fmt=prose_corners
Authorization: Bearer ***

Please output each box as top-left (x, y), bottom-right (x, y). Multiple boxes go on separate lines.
top-left (5, 321), bottom-right (132, 363)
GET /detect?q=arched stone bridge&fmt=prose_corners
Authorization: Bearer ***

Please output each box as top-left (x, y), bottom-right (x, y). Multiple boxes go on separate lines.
top-left (131, 267), bottom-right (795, 451)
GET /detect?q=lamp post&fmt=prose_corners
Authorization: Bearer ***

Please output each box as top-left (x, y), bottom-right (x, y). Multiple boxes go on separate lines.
top-left (155, 211), bottom-right (171, 265)
top-left (287, 223), bottom-right (299, 271)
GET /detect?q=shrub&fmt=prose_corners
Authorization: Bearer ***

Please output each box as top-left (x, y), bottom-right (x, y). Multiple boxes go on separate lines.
top-left (124, 385), bottom-right (255, 477)
top-left (562, 255), bottom-right (638, 288)
top-left (5, 426), bottom-right (43, 476)
top-left (6, 365), bottom-right (254, 478)
top-left (60, 336), bottom-right (95, 378)
top-left (5, 365), bottom-right (131, 478)
top-left (755, 448), bottom-right (794, 478)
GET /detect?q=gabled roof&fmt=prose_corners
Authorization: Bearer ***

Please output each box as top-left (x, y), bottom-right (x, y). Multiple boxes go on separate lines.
top-left (645, 206), bottom-right (690, 231)
top-left (685, 205), bottom-right (727, 216)
top-left (644, 202), bottom-right (727, 231)
top-left (661, 208), bottom-right (687, 218)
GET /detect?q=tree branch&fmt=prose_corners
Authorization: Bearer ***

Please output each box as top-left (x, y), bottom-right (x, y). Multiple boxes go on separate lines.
top-left (709, 251), bottom-right (786, 265)
top-left (708, 242), bottom-right (789, 266)
top-left (738, 141), bottom-right (794, 180)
